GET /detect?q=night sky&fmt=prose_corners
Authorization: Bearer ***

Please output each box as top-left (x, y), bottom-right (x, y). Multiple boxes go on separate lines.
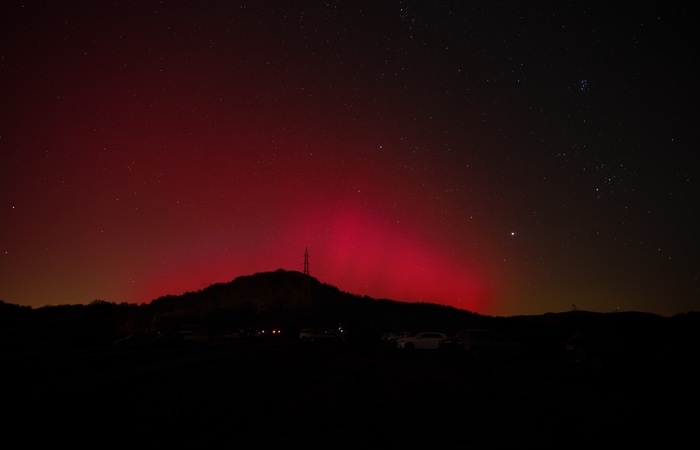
top-left (1, 1), bottom-right (697, 317)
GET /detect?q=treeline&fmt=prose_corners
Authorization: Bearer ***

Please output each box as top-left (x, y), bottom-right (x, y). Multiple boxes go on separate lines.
top-left (2, 269), bottom-right (698, 353)
top-left (0, 269), bottom-right (487, 348)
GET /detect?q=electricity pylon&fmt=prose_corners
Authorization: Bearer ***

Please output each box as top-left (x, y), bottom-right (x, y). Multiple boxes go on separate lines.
top-left (303, 247), bottom-right (311, 304)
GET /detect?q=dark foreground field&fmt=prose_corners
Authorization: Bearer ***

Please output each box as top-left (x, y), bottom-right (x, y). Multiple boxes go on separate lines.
top-left (3, 337), bottom-right (696, 448)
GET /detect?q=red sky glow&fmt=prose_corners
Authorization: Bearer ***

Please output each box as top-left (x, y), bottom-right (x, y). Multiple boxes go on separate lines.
top-left (1, 2), bottom-right (697, 317)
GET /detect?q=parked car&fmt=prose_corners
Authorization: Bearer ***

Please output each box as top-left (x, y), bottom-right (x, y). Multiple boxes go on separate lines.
top-left (439, 329), bottom-right (521, 358)
top-left (380, 331), bottom-right (411, 346)
top-left (561, 327), bottom-right (633, 371)
top-left (395, 331), bottom-right (448, 350)
top-left (156, 330), bottom-right (196, 346)
top-left (254, 328), bottom-right (285, 338)
top-left (113, 332), bottom-right (162, 348)
top-left (299, 328), bottom-right (340, 343)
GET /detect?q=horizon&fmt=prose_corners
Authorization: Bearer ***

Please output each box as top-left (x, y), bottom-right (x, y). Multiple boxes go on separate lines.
top-left (3, 267), bottom-right (693, 319)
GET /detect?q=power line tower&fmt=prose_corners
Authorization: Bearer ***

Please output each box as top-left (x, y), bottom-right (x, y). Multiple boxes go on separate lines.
top-left (302, 247), bottom-right (311, 303)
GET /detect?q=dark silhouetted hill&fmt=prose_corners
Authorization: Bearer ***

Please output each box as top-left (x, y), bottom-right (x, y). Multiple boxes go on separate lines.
top-left (1, 269), bottom-right (698, 357)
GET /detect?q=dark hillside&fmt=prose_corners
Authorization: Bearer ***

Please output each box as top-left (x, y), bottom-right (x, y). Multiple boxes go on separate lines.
top-left (2, 270), bottom-right (698, 358)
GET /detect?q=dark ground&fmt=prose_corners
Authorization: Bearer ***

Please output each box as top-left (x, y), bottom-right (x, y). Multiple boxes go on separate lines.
top-left (2, 337), bottom-right (696, 448)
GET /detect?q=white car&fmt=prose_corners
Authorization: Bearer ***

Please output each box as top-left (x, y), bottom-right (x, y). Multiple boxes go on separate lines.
top-left (395, 331), bottom-right (448, 350)
top-left (299, 327), bottom-right (340, 343)
top-left (438, 329), bottom-right (521, 358)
